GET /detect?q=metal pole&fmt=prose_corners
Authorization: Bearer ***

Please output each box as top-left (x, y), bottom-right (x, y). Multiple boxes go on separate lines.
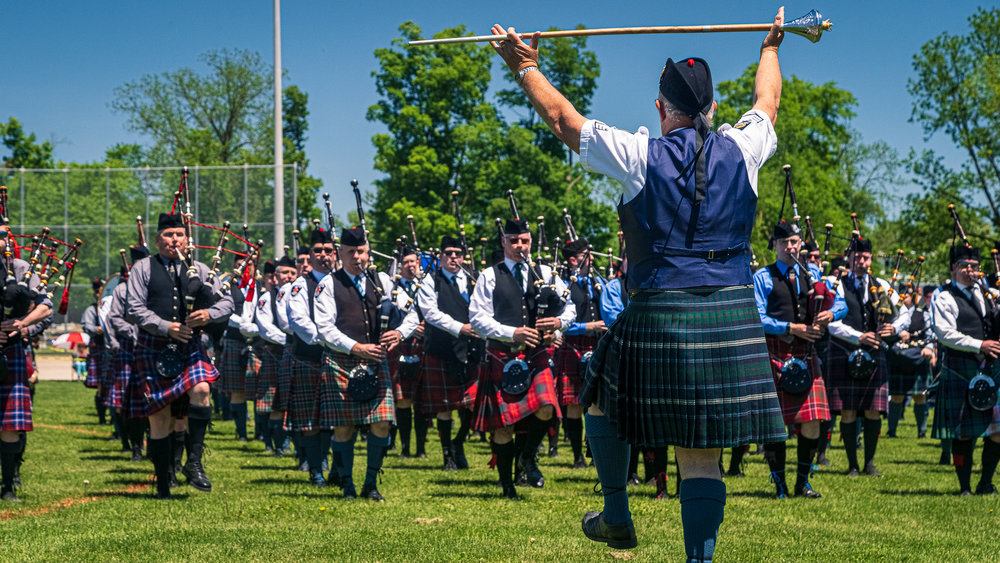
top-left (63, 169), bottom-right (69, 243)
top-left (144, 166), bottom-right (151, 245)
top-left (105, 168), bottom-right (110, 279)
top-left (292, 162), bottom-right (298, 244)
top-left (18, 168), bottom-right (24, 232)
top-left (194, 165), bottom-right (200, 261)
top-left (273, 0), bottom-right (285, 256)
top-left (243, 162), bottom-right (249, 225)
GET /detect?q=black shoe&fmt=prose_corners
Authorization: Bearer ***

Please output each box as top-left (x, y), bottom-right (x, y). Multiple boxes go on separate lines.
top-left (795, 483), bottom-right (822, 499)
top-left (321, 458), bottom-right (329, 472)
top-left (1, 490), bottom-right (20, 502)
top-left (169, 475), bottom-right (180, 488)
top-left (182, 462), bottom-right (213, 492)
top-left (815, 453), bottom-right (831, 467)
top-left (548, 445), bottom-right (559, 458)
top-left (519, 453), bottom-right (545, 488)
top-left (416, 452), bottom-right (428, 459)
top-left (443, 455), bottom-right (458, 472)
top-left (361, 485), bottom-right (385, 502)
top-left (343, 484), bottom-right (357, 500)
top-left (654, 473), bottom-right (669, 500)
top-left (452, 441), bottom-right (468, 470)
top-left (573, 456), bottom-right (587, 470)
top-left (501, 483), bottom-right (519, 499)
top-left (581, 511), bottom-right (637, 550)
top-left (237, 437), bottom-right (248, 443)
top-left (960, 489), bottom-right (973, 496)
top-left (846, 468), bottom-right (860, 477)
top-left (400, 447), bottom-right (411, 459)
top-left (976, 483), bottom-right (998, 495)
top-left (626, 472), bottom-right (641, 486)
top-left (863, 462), bottom-right (883, 478)
top-left (724, 468), bottom-right (745, 478)
top-left (298, 460), bottom-right (310, 472)
top-left (310, 472), bottom-right (328, 489)
top-left (939, 452), bottom-right (951, 466)
top-left (886, 432), bottom-right (897, 438)
top-left (131, 450), bottom-right (143, 463)
top-left (918, 431), bottom-right (927, 439)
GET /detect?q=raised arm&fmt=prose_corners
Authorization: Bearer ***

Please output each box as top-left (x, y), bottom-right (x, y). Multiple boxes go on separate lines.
top-left (752, 7), bottom-right (785, 125)
top-left (491, 25), bottom-right (588, 154)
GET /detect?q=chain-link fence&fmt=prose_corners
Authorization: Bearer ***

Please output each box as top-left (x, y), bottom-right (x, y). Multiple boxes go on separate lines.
top-left (0, 164), bottom-right (300, 325)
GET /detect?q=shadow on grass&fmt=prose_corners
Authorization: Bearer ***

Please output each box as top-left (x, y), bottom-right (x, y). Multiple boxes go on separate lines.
top-left (107, 467), bottom-right (148, 474)
top-left (427, 491), bottom-right (508, 500)
top-left (250, 477), bottom-right (302, 486)
top-left (427, 478), bottom-right (498, 487)
top-left (239, 465), bottom-right (287, 471)
top-left (107, 477), bottom-right (150, 486)
top-left (726, 490), bottom-right (785, 499)
top-left (81, 454), bottom-right (131, 462)
top-left (384, 463), bottom-right (439, 471)
top-left (878, 489), bottom-right (954, 496)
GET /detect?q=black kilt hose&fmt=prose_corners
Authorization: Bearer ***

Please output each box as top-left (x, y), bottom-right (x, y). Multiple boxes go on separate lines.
top-left (389, 336), bottom-right (422, 401)
top-left (415, 353), bottom-right (477, 416)
top-left (580, 285), bottom-right (785, 449)
top-left (319, 351), bottom-right (395, 428)
top-left (764, 335), bottom-right (830, 425)
top-left (254, 341), bottom-right (283, 413)
top-left (135, 331), bottom-right (219, 417)
top-left (825, 337), bottom-right (889, 414)
top-left (216, 333), bottom-right (249, 395)
top-left (931, 354), bottom-right (1000, 440)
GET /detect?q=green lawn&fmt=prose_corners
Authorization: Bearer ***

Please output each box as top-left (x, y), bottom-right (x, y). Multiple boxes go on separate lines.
top-left (2, 381), bottom-right (996, 562)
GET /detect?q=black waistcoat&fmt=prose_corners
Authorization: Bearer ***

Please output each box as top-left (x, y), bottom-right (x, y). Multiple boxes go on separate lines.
top-left (908, 307), bottom-right (927, 334)
top-left (765, 263), bottom-right (809, 324)
top-left (269, 288), bottom-right (279, 322)
top-left (425, 269), bottom-right (469, 363)
top-left (567, 275), bottom-right (602, 324)
top-left (331, 269), bottom-right (380, 346)
top-left (147, 255), bottom-right (186, 323)
top-left (492, 262), bottom-right (536, 329)
top-left (291, 272), bottom-right (324, 363)
top-left (841, 275), bottom-right (878, 333)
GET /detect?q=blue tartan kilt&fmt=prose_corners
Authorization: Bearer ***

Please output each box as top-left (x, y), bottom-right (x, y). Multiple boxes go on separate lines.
top-left (825, 338), bottom-right (889, 414)
top-left (887, 348), bottom-right (934, 395)
top-left (216, 334), bottom-right (249, 395)
top-left (931, 354), bottom-right (1000, 440)
top-left (580, 285), bottom-right (785, 449)
top-left (116, 338), bottom-right (148, 420)
top-left (135, 331), bottom-right (219, 416)
top-left (0, 340), bottom-right (32, 432)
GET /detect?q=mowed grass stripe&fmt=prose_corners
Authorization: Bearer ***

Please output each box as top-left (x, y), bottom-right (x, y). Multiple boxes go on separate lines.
top-left (1, 381), bottom-right (998, 561)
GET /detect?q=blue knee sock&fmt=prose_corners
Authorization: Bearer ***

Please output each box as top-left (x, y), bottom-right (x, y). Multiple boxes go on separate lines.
top-left (680, 478), bottom-right (726, 562)
top-left (301, 434), bottom-right (322, 479)
top-left (584, 412), bottom-right (632, 525)
top-left (364, 434), bottom-right (391, 489)
top-left (332, 436), bottom-right (356, 490)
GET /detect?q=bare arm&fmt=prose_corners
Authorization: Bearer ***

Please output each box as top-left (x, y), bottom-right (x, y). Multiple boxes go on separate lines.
top-left (752, 7), bottom-right (784, 125)
top-left (491, 25), bottom-right (587, 154)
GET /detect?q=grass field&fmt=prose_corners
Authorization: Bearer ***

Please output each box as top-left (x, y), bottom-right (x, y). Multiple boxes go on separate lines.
top-left (2, 381), bottom-right (997, 562)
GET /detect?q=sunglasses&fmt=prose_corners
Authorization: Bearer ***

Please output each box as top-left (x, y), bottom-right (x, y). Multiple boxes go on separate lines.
top-left (295, 259), bottom-right (307, 264)
top-left (442, 250), bottom-right (463, 257)
top-left (311, 247), bottom-right (335, 255)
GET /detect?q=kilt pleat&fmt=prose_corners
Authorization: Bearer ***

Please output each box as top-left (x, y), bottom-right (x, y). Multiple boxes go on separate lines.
top-left (415, 353), bottom-right (476, 416)
top-left (389, 337), bottom-right (422, 400)
top-left (932, 355), bottom-right (1000, 440)
top-left (825, 338), bottom-right (889, 414)
top-left (472, 346), bottom-right (561, 432)
top-left (105, 348), bottom-right (124, 409)
top-left (580, 285), bottom-right (785, 449)
top-left (319, 351), bottom-right (395, 428)
top-left (274, 348), bottom-right (293, 414)
top-left (244, 345), bottom-right (260, 400)
top-left (216, 335), bottom-right (249, 395)
top-left (286, 357), bottom-right (325, 432)
top-left (554, 334), bottom-right (600, 406)
top-left (135, 332), bottom-right (219, 416)
top-left (0, 341), bottom-right (32, 432)
top-left (254, 343), bottom-right (281, 413)
top-left (887, 348), bottom-right (934, 395)
top-left (765, 336), bottom-right (830, 425)
top-left (116, 339), bottom-right (148, 420)
top-left (84, 348), bottom-right (101, 389)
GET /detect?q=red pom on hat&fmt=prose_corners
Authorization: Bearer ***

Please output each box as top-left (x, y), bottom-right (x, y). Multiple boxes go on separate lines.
top-left (687, 58), bottom-right (694, 67)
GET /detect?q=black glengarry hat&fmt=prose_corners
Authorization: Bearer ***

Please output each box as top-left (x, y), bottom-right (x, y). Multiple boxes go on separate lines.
top-left (560, 238), bottom-right (590, 260)
top-left (847, 236), bottom-right (872, 254)
top-left (277, 255), bottom-right (296, 269)
top-left (129, 245), bottom-right (149, 263)
top-left (157, 213), bottom-right (184, 232)
top-left (772, 220), bottom-right (801, 241)
top-left (309, 228), bottom-right (333, 246)
top-left (659, 57), bottom-right (713, 117)
top-left (950, 245), bottom-right (980, 265)
top-left (262, 260), bottom-right (276, 275)
top-left (440, 236), bottom-right (463, 250)
top-left (339, 226), bottom-right (366, 247)
top-left (504, 219), bottom-right (529, 235)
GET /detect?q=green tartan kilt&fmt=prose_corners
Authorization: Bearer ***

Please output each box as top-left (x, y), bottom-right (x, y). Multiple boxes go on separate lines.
top-left (931, 354), bottom-right (1000, 440)
top-left (579, 284), bottom-right (785, 449)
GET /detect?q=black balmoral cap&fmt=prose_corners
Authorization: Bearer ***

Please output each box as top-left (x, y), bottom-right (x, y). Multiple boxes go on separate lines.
top-left (309, 228), bottom-right (334, 245)
top-left (504, 219), bottom-right (530, 235)
top-left (440, 236), bottom-right (462, 251)
top-left (339, 226), bottom-right (366, 247)
top-left (560, 238), bottom-right (590, 260)
top-left (950, 245), bottom-right (980, 265)
top-left (277, 255), bottom-right (296, 269)
top-left (772, 220), bottom-right (802, 241)
top-left (129, 245), bottom-right (150, 263)
top-left (157, 213), bottom-right (184, 232)
top-left (659, 57), bottom-right (713, 116)
top-left (263, 260), bottom-right (276, 275)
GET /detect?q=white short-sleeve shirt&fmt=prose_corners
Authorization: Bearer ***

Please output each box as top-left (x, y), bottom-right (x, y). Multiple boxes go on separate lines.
top-left (579, 109), bottom-right (777, 204)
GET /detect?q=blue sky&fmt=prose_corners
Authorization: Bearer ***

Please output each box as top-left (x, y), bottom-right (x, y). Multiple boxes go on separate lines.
top-left (0, 1), bottom-right (989, 220)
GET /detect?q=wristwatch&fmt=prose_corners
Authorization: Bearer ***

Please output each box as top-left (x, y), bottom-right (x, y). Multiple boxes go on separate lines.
top-left (517, 66), bottom-right (538, 84)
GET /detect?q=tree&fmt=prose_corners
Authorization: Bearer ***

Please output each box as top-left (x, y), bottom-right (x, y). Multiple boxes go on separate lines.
top-left (715, 66), bottom-right (901, 265)
top-left (111, 49), bottom-right (272, 165)
top-left (907, 7), bottom-right (1000, 227)
top-left (282, 85), bottom-right (323, 230)
top-left (366, 22), bottom-right (617, 259)
top-left (0, 118), bottom-right (54, 169)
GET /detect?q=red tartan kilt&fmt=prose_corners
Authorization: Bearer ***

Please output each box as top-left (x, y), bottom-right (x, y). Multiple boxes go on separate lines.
top-left (472, 346), bottom-right (561, 432)
top-left (765, 335), bottom-right (830, 425)
top-left (244, 347), bottom-right (260, 400)
top-left (286, 357), bottom-right (324, 432)
top-left (116, 339), bottom-right (148, 420)
top-left (389, 337), bottom-right (422, 400)
top-left (84, 351), bottom-right (100, 388)
top-left (216, 336), bottom-right (248, 395)
top-left (135, 332), bottom-right (218, 416)
top-left (415, 353), bottom-right (476, 416)
top-left (319, 351), bottom-right (395, 428)
top-left (0, 341), bottom-right (32, 432)
top-left (554, 335), bottom-right (599, 406)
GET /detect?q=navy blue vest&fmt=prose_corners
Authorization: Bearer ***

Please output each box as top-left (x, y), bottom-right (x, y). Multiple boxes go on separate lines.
top-left (618, 128), bottom-right (756, 290)
top-left (425, 269), bottom-right (469, 363)
top-left (764, 264), bottom-right (809, 324)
